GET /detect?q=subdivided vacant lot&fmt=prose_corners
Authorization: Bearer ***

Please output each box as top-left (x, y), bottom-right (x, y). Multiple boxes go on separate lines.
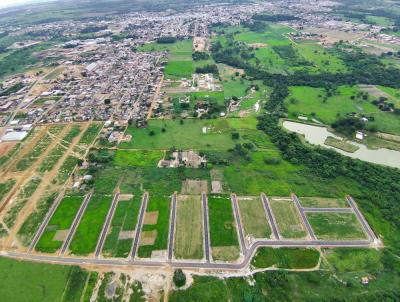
top-left (174, 195), bottom-right (203, 259)
top-left (299, 197), bottom-right (349, 208)
top-left (237, 197), bottom-right (271, 239)
top-left (270, 198), bottom-right (307, 239)
top-left (138, 195), bottom-right (170, 258)
top-left (307, 212), bottom-right (367, 240)
top-left (208, 195), bottom-right (240, 261)
top-left (36, 194), bottom-right (85, 253)
top-left (69, 194), bottom-right (113, 255)
top-left (102, 192), bottom-right (142, 257)
top-left (252, 247), bottom-right (320, 269)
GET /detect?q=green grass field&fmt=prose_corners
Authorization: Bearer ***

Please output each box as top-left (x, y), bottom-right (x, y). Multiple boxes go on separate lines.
top-left (270, 198), bottom-right (307, 239)
top-left (252, 247), bottom-right (320, 269)
top-left (69, 194), bottom-right (113, 255)
top-left (36, 194), bottom-right (85, 253)
top-left (294, 42), bottom-right (347, 73)
top-left (299, 197), bottom-right (349, 208)
top-left (102, 193), bottom-right (142, 257)
top-left (137, 195), bottom-right (170, 258)
top-left (208, 195), bottom-right (240, 261)
top-left (223, 150), bottom-right (360, 197)
top-left (0, 257), bottom-right (87, 302)
top-left (138, 39), bottom-right (192, 55)
top-left (113, 150), bottom-right (163, 167)
top-left (307, 212), bottom-right (367, 240)
top-left (164, 60), bottom-right (193, 79)
top-left (285, 85), bottom-right (400, 134)
top-left (120, 117), bottom-right (263, 151)
top-left (237, 197), bottom-right (271, 239)
top-left (174, 195), bottom-right (204, 259)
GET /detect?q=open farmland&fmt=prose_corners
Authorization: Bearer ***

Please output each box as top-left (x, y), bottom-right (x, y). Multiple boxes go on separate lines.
top-left (269, 197), bottom-right (307, 239)
top-left (174, 195), bottom-right (204, 259)
top-left (208, 195), bottom-right (240, 261)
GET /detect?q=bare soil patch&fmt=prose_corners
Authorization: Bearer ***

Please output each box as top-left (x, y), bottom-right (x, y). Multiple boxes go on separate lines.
top-left (53, 229), bottom-right (69, 241)
top-left (250, 43), bottom-right (268, 48)
top-left (211, 181), bottom-right (222, 194)
top-left (358, 85), bottom-right (392, 99)
top-left (118, 194), bottom-right (133, 201)
top-left (144, 211), bottom-right (159, 225)
top-left (181, 179), bottom-right (208, 195)
top-left (140, 230), bottom-right (157, 246)
top-left (118, 230), bottom-right (135, 240)
top-left (0, 142), bottom-right (17, 157)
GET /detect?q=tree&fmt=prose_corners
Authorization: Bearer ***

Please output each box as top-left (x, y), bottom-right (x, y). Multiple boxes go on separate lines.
top-left (232, 132), bottom-right (240, 140)
top-left (173, 269), bottom-right (186, 287)
top-left (149, 130), bottom-right (155, 136)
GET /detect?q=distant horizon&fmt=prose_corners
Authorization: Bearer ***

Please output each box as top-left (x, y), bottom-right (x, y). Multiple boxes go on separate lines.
top-left (0, 0), bottom-right (54, 9)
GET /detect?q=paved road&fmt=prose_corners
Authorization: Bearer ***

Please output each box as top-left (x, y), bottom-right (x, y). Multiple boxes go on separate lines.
top-left (346, 195), bottom-right (376, 241)
top-left (167, 193), bottom-right (177, 261)
top-left (60, 192), bottom-right (92, 255)
top-left (3, 239), bottom-right (374, 272)
top-left (231, 194), bottom-right (246, 252)
top-left (129, 192), bottom-right (148, 260)
top-left (94, 193), bottom-right (120, 258)
top-left (28, 190), bottom-right (65, 253)
top-left (292, 194), bottom-right (317, 240)
top-left (201, 192), bottom-right (211, 262)
top-left (260, 193), bottom-right (280, 240)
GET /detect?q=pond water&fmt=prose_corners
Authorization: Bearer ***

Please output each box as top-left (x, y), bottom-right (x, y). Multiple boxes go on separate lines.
top-left (282, 120), bottom-right (400, 169)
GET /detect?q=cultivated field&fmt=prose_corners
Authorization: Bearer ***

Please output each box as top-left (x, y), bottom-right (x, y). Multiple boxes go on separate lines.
top-left (174, 195), bottom-right (204, 259)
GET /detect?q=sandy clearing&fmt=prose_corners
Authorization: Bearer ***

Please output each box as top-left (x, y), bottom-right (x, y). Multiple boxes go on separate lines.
top-left (144, 211), bottom-right (159, 225)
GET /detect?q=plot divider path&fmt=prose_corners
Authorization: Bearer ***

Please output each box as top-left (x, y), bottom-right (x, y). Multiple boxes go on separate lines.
top-left (28, 189), bottom-right (66, 253)
top-left (129, 192), bottom-right (148, 260)
top-left (201, 192), bottom-right (211, 263)
top-left (291, 193), bottom-right (317, 240)
top-left (346, 195), bottom-right (377, 242)
top-left (94, 192), bottom-right (120, 258)
top-left (167, 192), bottom-right (177, 262)
top-left (59, 191), bottom-right (93, 255)
top-left (260, 193), bottom-right (280, 240)
top-left (230, 194), bottom-right (246, 253)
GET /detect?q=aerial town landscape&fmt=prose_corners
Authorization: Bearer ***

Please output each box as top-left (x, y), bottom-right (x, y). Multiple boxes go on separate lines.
top-left (0, 0), bottom-right (399, 301)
